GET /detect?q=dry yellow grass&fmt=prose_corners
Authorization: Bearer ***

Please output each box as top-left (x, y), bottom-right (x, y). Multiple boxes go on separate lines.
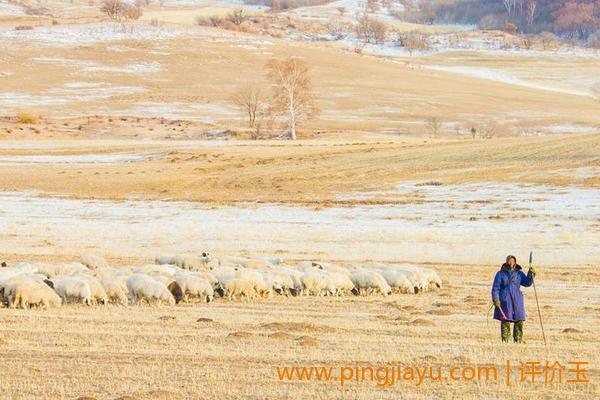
top-left (0, 135), bottom-right (597, 204)
top-left (0, 261), bottom-right (597, 399)
top-left (2, 25), bottom-right (599, 136)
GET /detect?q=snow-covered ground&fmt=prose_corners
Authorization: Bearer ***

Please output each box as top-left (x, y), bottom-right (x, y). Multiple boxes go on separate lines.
top-left (425, 66), bottom-right (591, 97)
top-left (0, 83), bottom-right (145, 111)
top-left (0, 182), bottom-right (597, 266)
top-left (32, 57), bottom-right (163, 75)
top-left (0, 153), bottom-right (163, 164)
top-left (287, 0), bottom-right (404, 23)
top-left (0, 0), bottom-right (24, 16)
top-left (1, 22), bottom-right (187, 47)
top-left (103, 101), bottom-right (239, 122)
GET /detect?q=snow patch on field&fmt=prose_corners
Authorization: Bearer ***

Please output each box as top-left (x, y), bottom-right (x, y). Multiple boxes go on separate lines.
top-left (0, 153), bottom-right (162, 164)
top-left (0, 1), bottom-right (24, 16)
top-left (0, 84), bottom-right (144, 110)
top-left (425, 66), bottom-right (591, 97)
top-left (32, 56), bottom-right (163, 74)
top-left (107, 101), bottom-right (238, 122)
top-left (1, 22), bottom-right (186, 46)
top-left (0, 182), bottom-right (598, 266)
top-left (541, 124), bottom-right (599, 134)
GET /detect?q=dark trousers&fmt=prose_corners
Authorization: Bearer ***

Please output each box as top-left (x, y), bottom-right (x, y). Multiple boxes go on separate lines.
top-left (501, 320), bottom-right (524, 343)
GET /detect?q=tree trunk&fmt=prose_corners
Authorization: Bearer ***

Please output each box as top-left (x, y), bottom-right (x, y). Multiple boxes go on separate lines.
top-left (290, 119), bottom-right (296, 140)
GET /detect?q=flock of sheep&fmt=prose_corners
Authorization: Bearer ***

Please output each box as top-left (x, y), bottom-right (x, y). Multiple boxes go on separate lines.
top-left (0, 253), bottom-right (442, 309)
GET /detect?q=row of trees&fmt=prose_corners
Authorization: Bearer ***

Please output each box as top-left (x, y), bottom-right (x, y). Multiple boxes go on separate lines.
top-left (235, 58), bottom-right (319, 140)
top-left (407, 0), bottom-right (600, 41)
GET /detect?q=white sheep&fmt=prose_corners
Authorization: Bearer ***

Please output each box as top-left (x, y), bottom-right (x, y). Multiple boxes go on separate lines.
top-left (73, 275), bottom-right (108, 305)
top-left (300, 272), bottom-right (336, 296)
top-left (395, 265), bottom-right (429, 293)
top-left (174, 275), bottom-right (214, 303)
top-left (350, 270), bottom-right (392, 296)
top-left (51, 277), bottom-right (93, 305)
top-left (126, 274), bottom-right (175, 306)
top-left (236, 269), bottom-right (270, 297)
top-left (155, 255), bottom-right (175, 265)
top-left (80, 254), bottom-right (109, 270)
top-left (169, 253), bottom-right (212, 270)
top-left (379, 269), bottom-right (415, 294)
top-left (223, 278), bottom-right (257, 302)
top-left (328, 272), bottom-right (355, 296)
top-left (421, 267), bottom-right (443, 289)
top-left (10, 281), bottom-right (62, 309)
top-left (278, 267), bottom-right (304, 296)
top-left (34, 262), bottom-right (89, 278)
top-left (100, 277), bottom-right (129, 305)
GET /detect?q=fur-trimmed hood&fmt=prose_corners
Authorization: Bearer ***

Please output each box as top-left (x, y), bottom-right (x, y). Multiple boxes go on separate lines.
top-left (500, 263), bottom-right (522, 272)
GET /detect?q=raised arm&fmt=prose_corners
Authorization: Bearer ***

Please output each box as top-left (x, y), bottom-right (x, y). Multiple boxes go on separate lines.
top-left (520, 270), bottom-right (533, 287)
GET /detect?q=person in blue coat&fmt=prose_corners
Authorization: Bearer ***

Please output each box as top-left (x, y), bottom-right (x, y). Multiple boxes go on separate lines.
top-left (491, 255), bottom-right (536, 343)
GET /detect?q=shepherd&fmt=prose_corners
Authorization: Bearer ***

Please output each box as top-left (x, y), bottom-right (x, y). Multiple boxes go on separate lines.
top-left (491, 255), bottom-right (536, 343)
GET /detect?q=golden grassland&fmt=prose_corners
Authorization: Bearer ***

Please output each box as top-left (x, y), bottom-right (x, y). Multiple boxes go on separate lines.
top-left (0, 135), bottom-right (598, 204)
top-left (1, 25), bottom-right (600, 136)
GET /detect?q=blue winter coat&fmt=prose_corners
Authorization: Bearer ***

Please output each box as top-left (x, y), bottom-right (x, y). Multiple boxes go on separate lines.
top-left (491, 263), bottom-right (533, 322)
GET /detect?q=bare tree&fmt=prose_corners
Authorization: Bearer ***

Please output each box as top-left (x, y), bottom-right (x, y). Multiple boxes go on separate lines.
top-left (370, 19), bottom-right (388, 44)
top-left (538, 31), bottom-right (558, 50)
top-left (100, 0), bottom-right (142, 21)
top-left (235, 85), bottom-right (266, 139)
top-left (101, 0), bottom-right (127, 20)
top-left (526, 0), bottom-right (537, 26)
top-left (266, 58), bottom-right (319, 140)
top-left (479, 120), bottom-right (498, 139)
top-left (426, 117), bottom-right (442, 138)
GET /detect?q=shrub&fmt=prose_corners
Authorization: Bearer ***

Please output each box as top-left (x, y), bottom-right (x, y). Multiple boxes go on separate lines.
top-left (16, 112), bottom-right (39, 124)
top-left (196, 15), bottom-right (224, 27)
top-left (397, 32), bottom-right (431, 56)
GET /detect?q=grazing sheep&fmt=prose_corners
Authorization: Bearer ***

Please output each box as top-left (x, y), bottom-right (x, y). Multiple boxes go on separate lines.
top-left (236, 269), bottom-right (270, 297)
top-left (212, 266), bottom-right (238, 284)
top-left (51, 277), bottom-right (93, 305)
top-left (297, 261), bottom-right (324, 271)
top-left (34, 262), bottom-right (88, 278)
top-left (155, 255), bottom-right (175, 265)
top-left (80, 254), bottom-right (108, 270)
top-left (73, 275), bottom-right (108, 305)
top-left (1, 274), bottom-right (51, 306)
top-left (218, 256), bottom-right (250, 267)
top-left (421, 267), bottom-right (443, 289)
top-left (126, 274), bottom-right (175, 306)
top-left (224, 278), bottom-right (257, 302)
top-left (167, 281), bottom-right (184, 304)
top-left (100, 277), bottom-right (129, 305)
top-left (175, 275), bottom-right (214, 303)
top-left (395, 265), bottom-right (429, 293)
top-left (328, 272), bottom-right (355, 296)
top-left (380, 269), bottom-right (415, 294)
top-left (350, 270), bottom-right (392, 296)
top-left (278, 267), bottom-right (304, 296)
top-left (300, 272), bottom-right (336, 296)
top-left (11, 281), bottom-right (62, 309)
top-left (263, 270), bottom-right (295, 296)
